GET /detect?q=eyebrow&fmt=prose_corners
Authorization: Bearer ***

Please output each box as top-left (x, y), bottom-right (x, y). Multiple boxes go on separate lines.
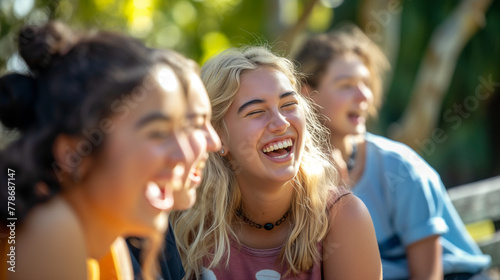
top-left (237, 91), bottom-right (297, 114)
top-left (135, 112), bottom-right (172, 128)
top-left (186, 112), bottom-right (207, 118)
top-left (333, 74), bottom-right (371, 83)
top-left (237, 99), bottom-right (264, 114)
top-left (333, 75), bottom-right (355, 82)
top-left (281, 91), bottom-right (297, 99)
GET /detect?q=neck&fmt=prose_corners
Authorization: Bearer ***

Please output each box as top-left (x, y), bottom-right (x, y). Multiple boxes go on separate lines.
top-left (330, 134), bottom-right (355, 162)
top-left (330, 133), bottom-right (367, 185)
top-left (62, 189), bottom-right (121, 260)
top-left (237, 179), bottom-right (294, 225)
top-left (234, 179), bottom-right (294, 249)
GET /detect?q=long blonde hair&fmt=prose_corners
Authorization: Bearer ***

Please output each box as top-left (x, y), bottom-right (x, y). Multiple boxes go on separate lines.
top-left (171, 47), bottom-right (340, 279)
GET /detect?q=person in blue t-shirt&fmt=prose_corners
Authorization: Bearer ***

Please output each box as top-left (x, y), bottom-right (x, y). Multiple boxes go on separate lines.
top-left (295, 24), bottom-right (491, 280)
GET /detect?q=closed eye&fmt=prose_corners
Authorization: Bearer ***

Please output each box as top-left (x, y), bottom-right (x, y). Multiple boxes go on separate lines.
top-left (186, 115), bottom-right (206, 130)
top-left (337, 81), bottom-right (355, 89)
top-left (246, 110), bottom-right (265, 117)
top-left (148, 129), bottom-right (170, 139)
top-left (282, 101), bottom-right (298, 108)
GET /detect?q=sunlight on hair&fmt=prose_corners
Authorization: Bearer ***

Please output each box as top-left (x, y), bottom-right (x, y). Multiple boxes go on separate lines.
top-left (156, 67), bottom-right (181, 93)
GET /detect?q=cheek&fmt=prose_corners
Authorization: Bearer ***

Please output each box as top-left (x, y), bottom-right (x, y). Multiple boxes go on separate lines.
top-left (86, 150), bottom-right (148, 206)
top-left (225, 121), bottom-right (262, 163)
top-left (189, 132), bottom-right (207, 163)
top-left (319, 92), bottom-right (347, 116)
top-left (322, 89), bottom-right (342, 105)
top-left (289, 110), bottom-right (306, 139)
top-left (100, 139), bottom-right (162, 184)
top-left (367, 91), bottom-right (375, 104)
top-left (229, 133), bottom-right (256, 161)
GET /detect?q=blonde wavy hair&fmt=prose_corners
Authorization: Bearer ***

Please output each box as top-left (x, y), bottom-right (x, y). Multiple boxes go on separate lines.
top-left (171, 46), bottom-right (341, 279)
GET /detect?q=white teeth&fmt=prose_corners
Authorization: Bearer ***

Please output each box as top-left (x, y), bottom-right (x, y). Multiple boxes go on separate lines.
top-left (146, 182), bottom-right (161, 198)
top-left (273, 151), bottom-right (290, 159)
top-left (262, 139), bottom-right (293, 153)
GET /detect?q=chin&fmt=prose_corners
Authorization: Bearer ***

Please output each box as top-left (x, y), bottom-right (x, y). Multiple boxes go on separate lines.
top-left (174, 201), bottom-right (195, 211)
top-left (271, 167), bottom-right (299, 184)
top-left (354, 124), bottom-right (366, 133)
top-left (173, 194), bottom-right (197, 210)
top-left (129, 214), bottom-right (168, 236)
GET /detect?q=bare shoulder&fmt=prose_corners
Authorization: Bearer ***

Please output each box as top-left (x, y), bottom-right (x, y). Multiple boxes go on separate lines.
top-left (14, 196), bottom-right (87, 280)
top-left (19, 195), bottom-right (85, 241)
top-left (328, 193), bottom-right (372, 225)
top-left (323, 194), bottom-right (382, 280)
top-left (327, 194), bottom-right (376, 245)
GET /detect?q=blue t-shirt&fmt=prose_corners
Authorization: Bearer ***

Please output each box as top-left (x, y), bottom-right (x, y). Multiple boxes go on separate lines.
top-left (353, 133), bottom-right (491, 280)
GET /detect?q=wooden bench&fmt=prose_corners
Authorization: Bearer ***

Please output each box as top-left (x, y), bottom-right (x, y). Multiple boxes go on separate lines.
top-left (448, 175), bottom-right (500, 269)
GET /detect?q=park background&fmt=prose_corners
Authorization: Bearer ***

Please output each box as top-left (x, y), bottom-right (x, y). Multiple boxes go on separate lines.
top-left (0, 0), bottom-right (499, 189)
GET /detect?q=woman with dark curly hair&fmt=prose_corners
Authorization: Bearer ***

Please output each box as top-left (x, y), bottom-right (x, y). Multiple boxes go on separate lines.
top-left (0, 21), bottom-right (194, 280)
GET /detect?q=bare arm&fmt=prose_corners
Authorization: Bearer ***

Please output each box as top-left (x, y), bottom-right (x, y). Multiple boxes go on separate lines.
top-left (406, 235), bottom-right (442, 280)
top-left (322, 194), bottom-right (382, 280)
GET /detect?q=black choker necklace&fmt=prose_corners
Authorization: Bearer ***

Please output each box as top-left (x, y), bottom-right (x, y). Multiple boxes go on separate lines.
top-left (236, 209), bottom-right (290, 231)
top-left (346, 139), bottom-right (358, 173)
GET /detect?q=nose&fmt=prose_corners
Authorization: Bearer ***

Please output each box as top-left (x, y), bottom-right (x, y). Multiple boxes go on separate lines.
top-left (168, 131), bottom-right (195, 172)
top-left (354, 82), bottom-right (373, 102)
top-left (205, 124), bottom-right (221, 152)
top-left (267, 110), bottom-right (290, 133)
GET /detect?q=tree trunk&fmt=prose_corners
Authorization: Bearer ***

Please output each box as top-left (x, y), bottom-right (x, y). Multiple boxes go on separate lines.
top-left (388, 0), bottom-right (492, 149)
top-left (271, 0), bottom-right (321, 55)
top-left (358, 0), bottom-right (402, 93)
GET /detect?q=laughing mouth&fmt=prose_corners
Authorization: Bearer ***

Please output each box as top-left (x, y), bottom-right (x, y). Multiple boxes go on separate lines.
top-left (189, 160), bottom-right (206, 184)
top-left (348, 111), bottom-right (366, 121)
top-left (261, 138), bottom-right (293, 159)
top-left (146, 181), bottom-right (174, 211)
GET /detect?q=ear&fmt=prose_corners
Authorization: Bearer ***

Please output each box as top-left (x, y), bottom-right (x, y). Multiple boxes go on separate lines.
top-left (219, 143), bottom-right (229, 156)
top-left (52, 134), bottom-right (93, 184)
top-left (216, 125), bottom-right (230, 157)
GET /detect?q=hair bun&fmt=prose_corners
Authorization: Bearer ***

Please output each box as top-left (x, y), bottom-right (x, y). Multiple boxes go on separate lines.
top-left (0, 73), bottom-right (37, 131)
top-left (18, 21), bottom-right (75, 73)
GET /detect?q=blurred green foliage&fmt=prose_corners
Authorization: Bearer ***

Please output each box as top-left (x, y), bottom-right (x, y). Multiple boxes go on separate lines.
top-left (0, 0), bottom-right (498, 187)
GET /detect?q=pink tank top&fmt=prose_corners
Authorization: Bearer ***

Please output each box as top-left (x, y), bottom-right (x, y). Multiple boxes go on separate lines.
top-left (201, 240), bottom-right (323, 280)
top-left (201, 190), bottom-right (351, 280)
